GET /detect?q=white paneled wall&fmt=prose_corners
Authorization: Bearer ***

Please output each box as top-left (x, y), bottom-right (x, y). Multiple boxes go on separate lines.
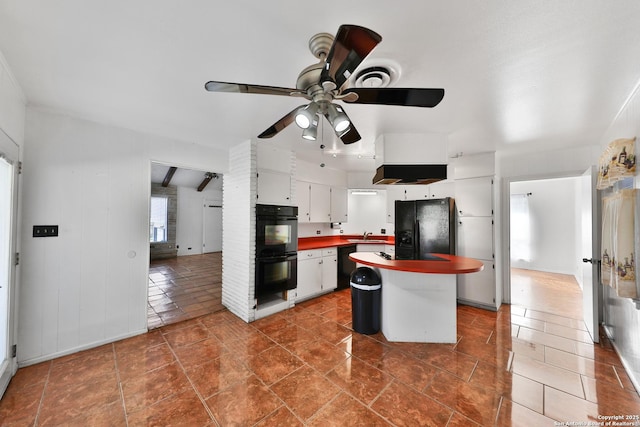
top-left (18, 108), bottom-right (228, 365)
top-left (221, 140), bottom-right (256, 322)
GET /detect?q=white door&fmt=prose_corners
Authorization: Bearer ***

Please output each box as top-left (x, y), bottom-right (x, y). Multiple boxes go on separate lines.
top-left (203, 201), bottom-right (222, 253)
top-left (581, 166), bottom-right (600, 343)
top-left (0, 132), bottom-right (19, 398)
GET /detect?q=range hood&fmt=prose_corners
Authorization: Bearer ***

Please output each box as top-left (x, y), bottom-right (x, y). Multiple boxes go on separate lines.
top-left (372, 164), bottom-right (447, 185)
top-left (372, 133), bottom-right (448, 185)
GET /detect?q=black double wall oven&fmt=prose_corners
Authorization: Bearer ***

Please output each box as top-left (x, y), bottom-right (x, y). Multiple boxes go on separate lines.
top-left (255, 204), bottom-right (298, 302)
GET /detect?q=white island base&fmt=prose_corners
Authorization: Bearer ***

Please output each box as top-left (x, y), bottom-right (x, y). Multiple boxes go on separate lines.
top-left (377, 268), bottom-right (457, 343)
top-left (350, 252), bottom-right (483, 344)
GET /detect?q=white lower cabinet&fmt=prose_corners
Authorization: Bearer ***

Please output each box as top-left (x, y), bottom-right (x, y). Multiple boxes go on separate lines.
top-left (457, 260), bottom-right (495, 307)
top-left (321, 248), bottom-right (338, 292)
top-left (296, 248), bottom-right (337, 301)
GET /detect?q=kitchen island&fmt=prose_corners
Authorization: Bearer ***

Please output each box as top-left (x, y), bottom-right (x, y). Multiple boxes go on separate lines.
top-left (349, 252), bottom-right (484, 343)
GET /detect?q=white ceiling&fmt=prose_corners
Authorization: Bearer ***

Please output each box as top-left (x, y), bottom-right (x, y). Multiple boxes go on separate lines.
top-left (2, 1), bottom-right (640, 172)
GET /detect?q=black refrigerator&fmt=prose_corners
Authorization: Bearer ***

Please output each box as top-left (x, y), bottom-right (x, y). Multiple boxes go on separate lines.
top-left (394, 198), bottom-right (456, 260)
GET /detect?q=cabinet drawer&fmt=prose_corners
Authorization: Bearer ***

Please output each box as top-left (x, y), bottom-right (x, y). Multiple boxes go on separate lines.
top-left (322, 248), bottom-right (337, 257)
top-left (298, 249), bottom-right (322, 259)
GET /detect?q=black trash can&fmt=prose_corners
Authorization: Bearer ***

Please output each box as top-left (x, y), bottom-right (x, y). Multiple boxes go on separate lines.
top-left (350, 267), bottom-right (381, 335)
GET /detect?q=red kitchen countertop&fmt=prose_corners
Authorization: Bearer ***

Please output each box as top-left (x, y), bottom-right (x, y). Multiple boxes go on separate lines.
top-left (298, 235), bottom-right (394, 251)
top-left (349, 252), bottom-right (484, 274)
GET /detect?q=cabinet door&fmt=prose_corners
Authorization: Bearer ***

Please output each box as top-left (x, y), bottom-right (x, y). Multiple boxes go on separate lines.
top-left (297, 256), bottom-right (322, 301)
top-left (309, 183), bottom-right (331, 222)
top-left (457, 261), bottom-right (496, 308)
top-left (296, 181), bottom-right (311, 222)
top-left (385, 186), bottom-right (406, 223)
top-left (455, 177), bottom-right (493, 217)
top-left (429, 181), bottom-right (455, 199)
top-left (330, 187), bottom-right (348, 223)
top-left (457, 217), bottom-right (494, 260)
top-left (404, 185), bottom-right (430, 201)
top-left (257, 170), bottom-right (292, 205)
top-left (321, 255), bottom-right (338, 291)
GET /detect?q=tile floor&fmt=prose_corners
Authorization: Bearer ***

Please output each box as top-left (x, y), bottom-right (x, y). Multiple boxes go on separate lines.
top-left (148, 252), bottom-right (224, 329)
top-left (2, 269), bottom-right (639, 425)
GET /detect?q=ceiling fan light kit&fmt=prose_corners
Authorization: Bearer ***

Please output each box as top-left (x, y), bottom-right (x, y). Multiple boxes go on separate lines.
top-left (302, 117), bottom-right (319, 140)
top-left (326, 103), bottom-right (350, 133)
top-left (204, 24), bottom-right (445, 145)
top-left (295, 102), bottom-right (319, 129)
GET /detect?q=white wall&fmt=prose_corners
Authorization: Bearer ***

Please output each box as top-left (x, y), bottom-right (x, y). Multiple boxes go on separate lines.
top-left (342, 190), bottom-right (388, 236)
top-left (176, 186), bottom-right (222, 256)
top-left (18, 108), bottom-right (228, 365)
top-left (0, 52), bottom-right (25, 146)
top-left (510, 177), bottom-right (579, 275)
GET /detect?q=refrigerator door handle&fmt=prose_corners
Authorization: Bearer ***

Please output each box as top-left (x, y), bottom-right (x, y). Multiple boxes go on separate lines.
top-left (415, 220), bottom-right (420, 259)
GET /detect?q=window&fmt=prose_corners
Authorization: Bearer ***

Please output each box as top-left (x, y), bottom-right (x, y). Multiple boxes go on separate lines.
top-left (150, 196), bottom-right (168, 242)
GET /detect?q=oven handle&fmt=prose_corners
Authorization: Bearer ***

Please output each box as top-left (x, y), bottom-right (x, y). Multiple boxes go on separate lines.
top-left (257, 254), bottom-right (298, 263)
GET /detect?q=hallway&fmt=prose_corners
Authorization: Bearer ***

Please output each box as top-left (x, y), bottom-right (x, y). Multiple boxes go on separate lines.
top-left (1, 269), bottom-right (638, 425)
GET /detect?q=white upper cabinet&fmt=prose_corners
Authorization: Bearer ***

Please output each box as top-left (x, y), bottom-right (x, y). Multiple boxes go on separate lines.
top-left (309, 183), bottom-right (331, 222)
top-left (298, 181), bottom-right (347, 223)
top-left (256, 144), bottom-right (294, 206)
top-left (297, 181), bottom-right (311, 221)
top-left (385, 186), bottom-right (406, 223)
top-left (454, 177), bottom-right (493, 217)
top-left (257, 169), bottom-right (292, 206)
top-left (330, 187), bottom-right (348, 223)
top-left (404, 185), bottom-right (430, 201)
top-left (429, 181), bottom-right (455, 199)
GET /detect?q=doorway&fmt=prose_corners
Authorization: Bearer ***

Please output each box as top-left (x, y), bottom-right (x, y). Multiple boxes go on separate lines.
top-left (0, 130), bottom-right (19, 398)
top-left (508, 175), bottom-right (585, 320)
top-left (147, 162), bottom-right (224, 328)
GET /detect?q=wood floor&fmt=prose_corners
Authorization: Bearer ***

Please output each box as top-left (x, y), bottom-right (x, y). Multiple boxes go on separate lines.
top-left (511, 268), bottom-right (584, 320)
top-left (3, 265), bottom-right (637, 425)
top-left (148, 252), bottom-right (224, 328)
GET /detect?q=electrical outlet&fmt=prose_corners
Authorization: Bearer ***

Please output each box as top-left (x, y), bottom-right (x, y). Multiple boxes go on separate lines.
top-left (316, 230), bottom-right (321, 235)
top-left (33, 225), bottom-right (59, 237)
top-left (381, 229), bottom-right (386, 234)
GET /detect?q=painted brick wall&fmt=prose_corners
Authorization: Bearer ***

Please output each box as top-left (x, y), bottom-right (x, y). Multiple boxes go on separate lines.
top-left (221, 141), bottom-right (296, 322)
top-left (221, 140), bottom-right (256, 322)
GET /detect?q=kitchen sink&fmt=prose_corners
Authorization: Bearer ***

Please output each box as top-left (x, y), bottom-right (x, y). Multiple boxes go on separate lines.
top-left (347, 239), bottom-right (389, 243)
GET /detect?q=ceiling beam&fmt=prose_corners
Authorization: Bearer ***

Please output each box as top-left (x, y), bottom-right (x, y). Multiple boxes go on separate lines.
top-left (162, 167), bottom-right (178, 187)
top-left (197, 172), bottom-right (217, 192)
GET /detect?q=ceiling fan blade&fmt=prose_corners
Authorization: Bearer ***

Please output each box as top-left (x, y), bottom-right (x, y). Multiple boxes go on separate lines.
top-left (339, 125), bottom-right (361, 145)
top-left (205, 81), bottom-right (302, 97)
top-left (342, 87), bottom-right (445, 108)
top-left (258, 105), bottom-right (306, 139)
top-left (321, 25), bottom-right (382, 91)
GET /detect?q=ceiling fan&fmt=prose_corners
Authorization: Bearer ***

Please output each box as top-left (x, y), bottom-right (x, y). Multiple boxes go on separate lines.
top-left (204, 25), bottom-right (444, 144)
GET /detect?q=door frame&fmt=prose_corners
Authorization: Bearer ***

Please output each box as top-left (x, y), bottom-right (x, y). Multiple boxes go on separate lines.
top-left (0, 129), bottom-right (20, 398)
top-left (501, 170), bottom-right (589, 305)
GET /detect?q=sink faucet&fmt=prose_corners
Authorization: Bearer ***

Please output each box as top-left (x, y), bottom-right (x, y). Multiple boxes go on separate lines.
top-left (363, 231), bottom-right (372, 240)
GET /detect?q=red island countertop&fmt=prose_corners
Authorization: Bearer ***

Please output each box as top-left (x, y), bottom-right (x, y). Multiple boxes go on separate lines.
top-left (349, 252), bottom-right (484, 274)
top-left (298, 235), bottom-right (394, 251)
